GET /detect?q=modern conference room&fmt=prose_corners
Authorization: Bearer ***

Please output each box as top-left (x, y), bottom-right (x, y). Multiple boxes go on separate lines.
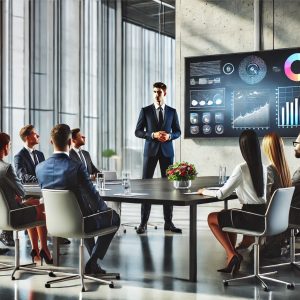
top-left (1, 0), bottom-right (300, 299)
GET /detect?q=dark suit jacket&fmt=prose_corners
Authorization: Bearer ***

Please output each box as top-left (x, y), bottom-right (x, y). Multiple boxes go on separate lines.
top-left (0, 160), bottom-right (36, 225)
top-left (69, 148), bottom-right (100, 176)
top-left (36, 153), bottom-right (107, 217)
top-left (14, 147), bottom-right (45, 183)
top-left (292, 168), bottom-right (300, 207)
top-left (135, 104), bottom-right (181, 157)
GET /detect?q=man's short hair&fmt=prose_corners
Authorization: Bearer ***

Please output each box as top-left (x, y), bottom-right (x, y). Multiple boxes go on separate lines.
top-left (153, 82), bottom-right (167, 91)
top-left (51, 124), bottom-right (71, 149)
top-left (0, 132), bottom-right (10, 151)
top-left (19, 125), bottom-right (35, 142)
top-left (71, 128), bottom-right (81, 140)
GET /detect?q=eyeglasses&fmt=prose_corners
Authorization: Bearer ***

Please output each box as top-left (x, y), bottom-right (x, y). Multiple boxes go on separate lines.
top-left (293, 141), bottom-right (300, 147)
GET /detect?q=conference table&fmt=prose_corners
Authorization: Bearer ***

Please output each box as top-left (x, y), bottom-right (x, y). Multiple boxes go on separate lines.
top-left (24, 176), bottom-right (236, 282)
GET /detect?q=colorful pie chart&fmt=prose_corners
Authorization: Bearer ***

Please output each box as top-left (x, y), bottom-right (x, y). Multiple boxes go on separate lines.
top-left (284, 53), bottom-right (300, 81)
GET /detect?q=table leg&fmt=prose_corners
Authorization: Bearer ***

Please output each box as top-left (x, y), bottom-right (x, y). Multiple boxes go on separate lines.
top-left (189, 204), bottom-right (197, 282)
top-left (52, 237), bottom-right (59, 266)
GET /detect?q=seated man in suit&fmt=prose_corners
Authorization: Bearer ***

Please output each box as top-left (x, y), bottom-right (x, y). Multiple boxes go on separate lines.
top-left (69, 128), bottom-right (100, 179)
top-left (36, 124), bottom-right (120, 274)
top-left (14, 124), bottom-right (45, 184)
top-left (13, 124), bottom-right (70, 245)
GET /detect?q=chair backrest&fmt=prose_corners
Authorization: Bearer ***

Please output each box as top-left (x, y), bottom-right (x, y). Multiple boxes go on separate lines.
top-left (102, 171), bottom-right (117, 180)
top-left (265, 187), bottom-right (295, 236)
top-left (0, 188), bottom-right (12, 230)
top-left (42, 189), bottom-right (83, 238)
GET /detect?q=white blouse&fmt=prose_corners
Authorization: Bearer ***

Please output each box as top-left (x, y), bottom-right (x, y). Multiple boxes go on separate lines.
top-left (202, 162), bottom-right (274, 204)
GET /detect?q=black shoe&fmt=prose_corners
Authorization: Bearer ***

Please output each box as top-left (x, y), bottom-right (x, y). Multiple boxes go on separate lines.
top-left (217, 255), bottom-right (241, 274)
top-left (0, 233), bottom-right (15, 247)
top-left (136, 224), bottom-right (147, 234)
top-left (0, 248), bottom-right (10, 255)
top-left (85, 260), bottom-right (106, 275)
top-left (59, 237), bottom-right (71, 245)
top-left (164, 222), bottom-right (182, 234)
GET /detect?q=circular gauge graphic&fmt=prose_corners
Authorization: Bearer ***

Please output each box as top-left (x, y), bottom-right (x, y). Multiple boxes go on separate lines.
top-left (284, 53), bottom-right (300, 81)
top-left (223, 63), bottom-right (234, 75)
top-left (238, 55), bottom-right (267, 84)
top-left (215, 124), bottom-right (224, 135)
top-left (202, 125), bottom-right (212, 135)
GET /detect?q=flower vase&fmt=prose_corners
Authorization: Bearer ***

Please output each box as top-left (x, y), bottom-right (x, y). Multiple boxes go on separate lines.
top-left (173, 180), bottom-right (192, 189)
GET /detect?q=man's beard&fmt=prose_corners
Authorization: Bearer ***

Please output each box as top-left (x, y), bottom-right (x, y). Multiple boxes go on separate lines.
top-left (295, 150), bottom-right (300, 158)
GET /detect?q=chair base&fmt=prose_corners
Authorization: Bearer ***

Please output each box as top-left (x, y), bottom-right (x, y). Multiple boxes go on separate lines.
top-left (223, 271), bottom-right (295, 291)
top-left (45, 271), bottom-right (120, 292)
top-left (11, 263), bottom-right (55, 280)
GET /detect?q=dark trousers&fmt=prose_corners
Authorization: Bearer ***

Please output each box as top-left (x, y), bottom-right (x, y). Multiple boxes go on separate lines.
top-left (84, 209), bottom-right (120, 261)
top-left (141, 149), bottom-right (173, 225)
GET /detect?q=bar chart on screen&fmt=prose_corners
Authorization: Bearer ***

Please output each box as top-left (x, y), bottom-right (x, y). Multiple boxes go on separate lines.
top-left (277, 86), bottom-right (300, 127)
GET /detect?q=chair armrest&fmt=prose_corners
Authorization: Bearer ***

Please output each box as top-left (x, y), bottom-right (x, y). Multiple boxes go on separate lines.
top-left (230, 208), bottom-right (265, 231)
top-left (291, 206), bottom-right (300, 210)
top-left (9, 205), bottom-right (38, 228)
top-left (230, 208), bottom-right (264, 218)
top-left (83, 208), bottom-right (114, 220)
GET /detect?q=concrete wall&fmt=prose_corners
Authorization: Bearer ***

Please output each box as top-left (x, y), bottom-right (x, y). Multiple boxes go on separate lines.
top-left (175, 0), bottom-right (300, 177)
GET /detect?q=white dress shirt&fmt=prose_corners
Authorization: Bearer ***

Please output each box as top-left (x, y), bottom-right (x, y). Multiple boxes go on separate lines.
top-left (202, 162), bottom-right (273, 204)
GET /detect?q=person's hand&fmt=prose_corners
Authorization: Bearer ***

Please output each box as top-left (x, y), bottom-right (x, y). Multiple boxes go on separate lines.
top-left (154, 131), bottom-right (169, 142)
top-left (158, 131), bottom-right (170, 142)
top-left (90, 174), bottom-right (96, 181)
top-left (197, 188), bottom-right (205, 195)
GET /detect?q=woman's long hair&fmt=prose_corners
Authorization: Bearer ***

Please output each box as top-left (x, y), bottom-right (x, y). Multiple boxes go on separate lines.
top-left (262, 132), bottom-right (292, 188)
top-left (239, 129), bottom-right (264, 197)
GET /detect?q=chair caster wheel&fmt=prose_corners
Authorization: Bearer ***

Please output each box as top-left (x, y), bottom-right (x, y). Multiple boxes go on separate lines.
top-left (263, 287), bottom-right (269, 292)
top-left (223, 281), bottom-right (228, 286)
top-left (45, 283), bottom-right (50, 288)
top-left (109, 283), bottom-right (114, 288)
top-left (81, 287), bottom-right (85, 292)
top-left (123, 229), bottom-right (126, 233)
top-left (134, 226), bottom-right (137, 230)
top-left (11, 276), bottom-right (15, 280)
top-left (287, 283), bottom-right (295, 290)
top-left (49, 271), bottom-right (56, 277)
top-left (154, 226), bottom-right (157, 229)
top-left (116, 275), bottom-right (120, 280)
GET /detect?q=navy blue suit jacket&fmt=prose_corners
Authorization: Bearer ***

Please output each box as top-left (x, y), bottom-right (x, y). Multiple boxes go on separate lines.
top-left (69, 148), bottom-right (100, 176)
top-left (135, 104), bottom-right (181, 157)
top-left (36, 153), bottom-right (108, 217)
top-left (14, 147), bottom-right (45, 183)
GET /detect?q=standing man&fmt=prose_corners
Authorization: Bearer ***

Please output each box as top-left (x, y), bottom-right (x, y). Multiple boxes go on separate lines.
top-left (69, 128), bottom-right (100, 179)
top-left (36, 124), bottom-right (120, 274)
top-left (14, 125), bottom-right (45, 184)
top-left (135, 82), bottom-right (181, 234)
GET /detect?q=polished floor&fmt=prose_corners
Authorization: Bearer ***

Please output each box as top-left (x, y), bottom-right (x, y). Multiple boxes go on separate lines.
top-left (0, 201), bottom-right (300, 300)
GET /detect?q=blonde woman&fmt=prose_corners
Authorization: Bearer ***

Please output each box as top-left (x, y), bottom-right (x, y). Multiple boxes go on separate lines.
top-left (262, 132), bottom-right (292, 189)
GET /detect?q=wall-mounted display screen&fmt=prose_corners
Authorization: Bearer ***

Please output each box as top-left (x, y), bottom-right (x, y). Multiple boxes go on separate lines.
top-left (185, 47), bottom-right (300, 138)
